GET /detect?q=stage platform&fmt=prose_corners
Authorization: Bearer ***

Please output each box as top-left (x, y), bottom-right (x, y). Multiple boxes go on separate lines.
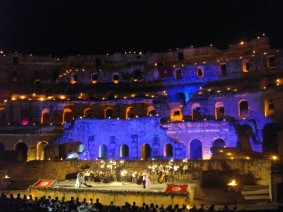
top-left (29, 179), bottom-right (194, 206)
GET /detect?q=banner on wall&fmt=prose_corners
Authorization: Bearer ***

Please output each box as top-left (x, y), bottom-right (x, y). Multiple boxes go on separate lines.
top-left (34, 179), bottom-right (56, 188)
top-left (165, 184), bottom-right (188, 192)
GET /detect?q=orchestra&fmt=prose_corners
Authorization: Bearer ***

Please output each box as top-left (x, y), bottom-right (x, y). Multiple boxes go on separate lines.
top-left (73, 159), bottom-right (185, 188)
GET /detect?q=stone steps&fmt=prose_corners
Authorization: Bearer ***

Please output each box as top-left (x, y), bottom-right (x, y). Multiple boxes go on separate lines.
top-left (241, 185), bottom-right (270, 201)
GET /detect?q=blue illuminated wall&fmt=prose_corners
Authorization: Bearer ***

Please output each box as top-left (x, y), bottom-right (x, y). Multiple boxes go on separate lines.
top-left (54, 117), bottom-right (186, 160)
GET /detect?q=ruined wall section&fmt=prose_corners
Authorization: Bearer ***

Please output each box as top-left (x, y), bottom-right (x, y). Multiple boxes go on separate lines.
top-left (54, 117), bottom-right (185, 160)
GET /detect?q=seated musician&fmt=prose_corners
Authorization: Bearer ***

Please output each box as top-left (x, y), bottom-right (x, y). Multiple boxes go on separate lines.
top-left (93, 170), bottom-right (101, 182)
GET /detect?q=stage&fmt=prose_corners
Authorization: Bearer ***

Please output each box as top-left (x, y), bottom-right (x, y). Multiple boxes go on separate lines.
top-left (29, 179), bottom-right (194, 206)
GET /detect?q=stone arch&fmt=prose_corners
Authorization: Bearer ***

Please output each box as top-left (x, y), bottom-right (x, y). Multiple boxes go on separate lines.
top-left (215, 102), bottom-right (224, 120)
top-left (15, 141), bottom-right (28, 162)
top-left (175, 68), bottom-right (182, 79)
top-left (191, 103), bottom-right (201, 120)
top-left (262, 123), bottom-right (279, 155)
top-left (212, 138), bottom-right (226, 148)
top-left (176, 92), bottom-right (186, 103)
top-left (63, 108), bottom-right (73, 123)
top-left (126, 107), bottom-right (134, 119)
top-left (164, 143), bottom-right (173, 157)
top-left (84, 108), bottom-right (92, 118)
top-left (21, 109), bottom-right (29, 125)
top-left (0, 108), bottom-right (5, 125)
top-left (0, 142), bottom-right (5, 153)
top-left (147, 106), bottom-right (156, 116)
top-left (99, 144), bottom-right (108, 159)
top-left (36, 141), bottom-right (48, 160)
top-left (239, 100), bottom-right (249, 118)
top-left (141, 143), bottom-right (151, 160)
top-left (264, 98), bottom-right (274, 117)
top-left (105, 108), bottom-right (114, 119)
top-left (91, 72), bottom-right (98, 84)
top-left (112, 73), bottom-right (119, 84)
top-left (120, 144), bottom-right (129, 158)
top-left (190, 139), bottom-right (202, 160)
top-left (41, 108), bottom-right (50, 124)
top-left (170, 107), bottom-right (183, 122)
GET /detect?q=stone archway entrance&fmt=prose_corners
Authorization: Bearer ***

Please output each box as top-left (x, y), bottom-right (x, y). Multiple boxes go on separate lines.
top-left (15, 142), bottom-right (28, 162)
top-left (190, 139), bottom-right (202, 160)
top-left (164, 143), bottom-right (173, 157)
top-left (99, 144), bottom-right (108, 159)
top-left (141, 144), bottom-right (151, 160)
top-left (37, 141), bottom-right (48, 160)
top-left (120, 144), bottom-right (129, 158)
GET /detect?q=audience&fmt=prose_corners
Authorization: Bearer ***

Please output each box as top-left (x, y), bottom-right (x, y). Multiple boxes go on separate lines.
top-left (0, 192), bottom-right (281, 211)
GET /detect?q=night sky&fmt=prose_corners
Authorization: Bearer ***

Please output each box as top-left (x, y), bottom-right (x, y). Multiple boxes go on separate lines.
top-left (0, 0), bottom-right (283, 57)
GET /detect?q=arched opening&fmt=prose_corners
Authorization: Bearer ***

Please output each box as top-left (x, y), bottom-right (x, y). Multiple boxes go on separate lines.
top-left (147, 106), bottom-right (156, 116)
top-left (84, 108), bottom-right (92, 118)
top-left (36, 141), bottom-right (48, 160)
top-left (0, 108), bottom-right (5, 125)
top-left (63, 108), bottom-right (73, 123)
top-left (239, 100), bottom-right (249, 118)
top-left (190, 139), bottom-right (202, 160)
top-left (175, 68), bottom-right (182, 79)
top-left (99, 144), bottom-right (108, 159)
top-left (91, 73), bottom-right (98, 84)
top-left (264, 99), bottom-right (275, 117)
top-left (15, 142), bottom-right (28, 162)
top-left (192, 103), bottom-right (201, 120)
top-left (196, 66), bottom-right (204, 78)
top-left (170, 108), bottom-right (183, 122)
top-left (126, 107), bottom-right (134, 119)
top-left (133, 69), bottom-right (141, 81)
top-left (141, 144), bottom-right (151, 160)
top-left (176, 92), bottom-right (186, 104)
top-left (105, 108), bottom-right (114, 119)
top-left (212, 138), bottom-right (226, 148)
top-left (242, 59), bottom-right (250, 72)
top-left (215, 102), bottom-right (225, 120)
top-left (113, 73), bottom-right (119, 84)
top-left (21, 109), bottom-right (29, 125)
top-left (70, 73), bottom-right (77, 84)
top-left (164, 143), bottom-right (173, 157)
top-left (0, 142), bottom-right (5, 153)
top-left (262, 123), bottom-right (278, 156)
top-left (120, 144), bottom-right (129, 158)
top-left (41, 108), bottom-right (50, 125)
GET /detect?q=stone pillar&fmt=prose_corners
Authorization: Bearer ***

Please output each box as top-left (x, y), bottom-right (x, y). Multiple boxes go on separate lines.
top-left (270, 173), bottom-right (283, 202)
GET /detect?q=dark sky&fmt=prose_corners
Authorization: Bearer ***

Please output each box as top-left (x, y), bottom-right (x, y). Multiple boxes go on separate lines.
top-left (0, 0), bottom-right (283, 57)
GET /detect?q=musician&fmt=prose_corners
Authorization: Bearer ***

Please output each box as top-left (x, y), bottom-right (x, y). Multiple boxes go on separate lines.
top-left (182, 164), bottom-right (188, 175)
top-left (93, 170), bottom-right (101, 182)
top-left (115, 165), bottom-right (122, 182)
top-left (142, 170), bottom-right (147, 188)
top-left (136, 170), bottom-right (143, 185)
top-left (158, 163), bottom-right (164, 174)
top-left (84, 170), bottom-right (91, 182)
